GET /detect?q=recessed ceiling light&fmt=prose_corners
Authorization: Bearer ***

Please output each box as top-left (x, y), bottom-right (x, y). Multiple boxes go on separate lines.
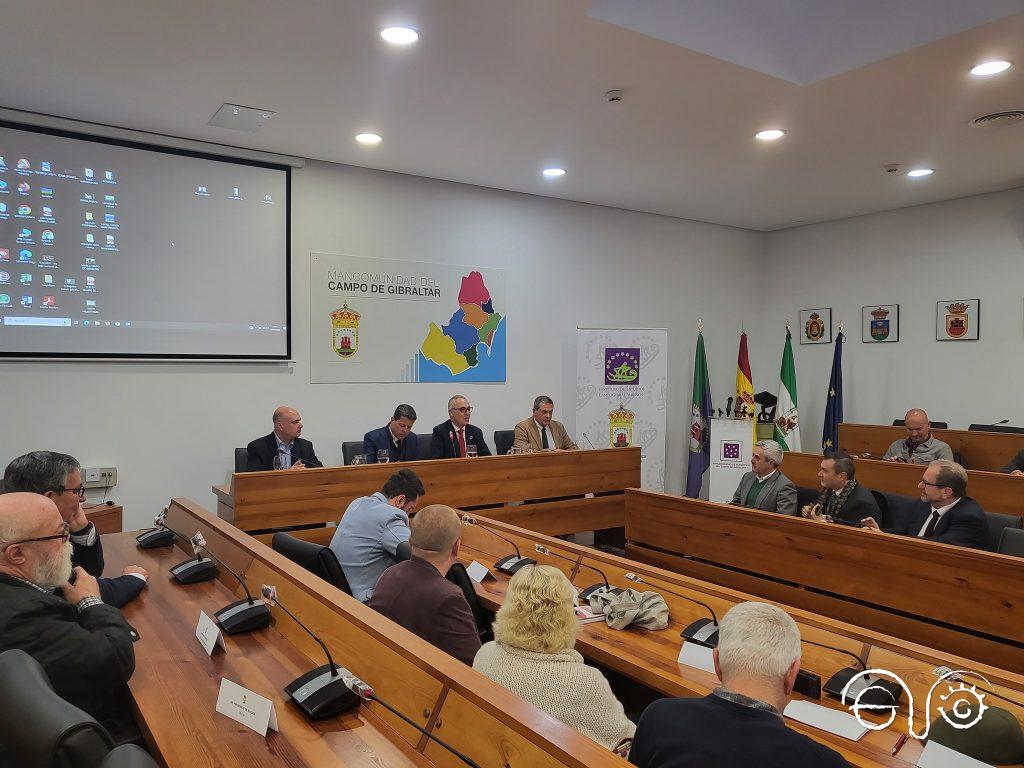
top-left (907, 168), bottom-right (934, 177)
top-left (542, 167), bottom-right (566, 178)
top-left (755, 129), bottom-right (785, 141)
top-left (355, 133), bottom-right (382, 145)
top-left (970, 60), bottom-right (1012, 76)
top-left (380, 26), bottom-right (419, 45)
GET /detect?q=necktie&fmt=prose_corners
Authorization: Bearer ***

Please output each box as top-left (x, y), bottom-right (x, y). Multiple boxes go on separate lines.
top-left (922, 510), bottom-right (941, 538)
top-left (458, 428), bottom-right (467, 458)
top-left (541, 426), bottom-right (549, 449)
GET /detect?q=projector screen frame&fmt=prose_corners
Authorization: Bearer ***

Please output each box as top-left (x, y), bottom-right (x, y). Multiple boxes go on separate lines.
top-left (0, 119), bottom-right (292, 362)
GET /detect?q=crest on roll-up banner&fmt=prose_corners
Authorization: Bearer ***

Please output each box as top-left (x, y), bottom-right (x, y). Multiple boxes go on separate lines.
top-left (331, 303), bottom-right (360, 358)
top-left (609, 404), bottom-right (635, 448)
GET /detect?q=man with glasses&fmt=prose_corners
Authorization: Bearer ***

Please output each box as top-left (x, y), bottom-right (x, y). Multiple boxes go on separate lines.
top-left (861, 459), bottom-right (987, 548)
top-left (0, 492), bottom-right (140, 742)
top-left (3, 451), bottom-right (148, 607)
top-left (430, 395), bottom-right (491, 459)
top-left (513, 395), bottom-right (578, 452)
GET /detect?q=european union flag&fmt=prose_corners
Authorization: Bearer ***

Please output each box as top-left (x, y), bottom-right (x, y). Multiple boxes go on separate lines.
top-left (822, 331), bottom-right (844, 452)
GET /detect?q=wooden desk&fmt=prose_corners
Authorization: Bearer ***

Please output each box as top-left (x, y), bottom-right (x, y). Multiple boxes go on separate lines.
top-left (455, 517), bottom-right (1024, 767)
top-left (624, 489), bottom-right (1024, 670)
top-left (783, 452), bottom-right (1024, 517)
top-left (214, 447), bottom-right (639, 537)
top-left (105, 499), bottom-right (626, 768)
top-left (839, 423), bottom-right (1024, 472)
top-left (85, 502), bottom-right (123, 534)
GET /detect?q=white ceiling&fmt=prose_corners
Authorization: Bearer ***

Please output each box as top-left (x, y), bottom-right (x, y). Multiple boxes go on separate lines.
top-left (1, 1), bottom-right (1023, 231)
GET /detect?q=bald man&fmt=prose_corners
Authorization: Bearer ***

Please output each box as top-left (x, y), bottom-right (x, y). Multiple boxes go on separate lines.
top-left (883, 409), bottom-right (954, 464)
top-left (369, 504), bottom-right (481, 665)
top-left (245, 406), bottom-right (323, 472)
top-left (0, 493), bottom-right (139, 741)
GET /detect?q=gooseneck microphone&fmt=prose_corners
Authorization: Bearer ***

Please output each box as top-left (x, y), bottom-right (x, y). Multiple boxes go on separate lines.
top-left (136, 507), bottom-right (179, 549)
top-left (534, 544), bottom-right (620, 600)
top-left (340, 672), bottom-right (481, 768)
top-left (140, 509), bottom-right (217, 584)
top-left (582, 433), bottom-right (597, 450)
top-left (461, 515), bottom-right (536, 575)
top-left (262, 584), bottom-right (360, 719)
top-left (804, 638), bottom-right (903, 708)
top-left (624, 573), bottom-right (720, 647)
top-left (189, 532), bottom-right (270, 634)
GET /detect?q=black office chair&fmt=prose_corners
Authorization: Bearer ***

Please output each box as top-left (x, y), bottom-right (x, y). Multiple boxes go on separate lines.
top-left (233, 448), bottom-right (248, 473)
top-left (870, 490), bottom-right (891, 528)
top-left (99, 745), bottom-right (158, 768)
top-left (968, 423), bottom-right (1024, 435)
top-left (795, 486), bottom-right (819, 511)
top-left (998, 527), bottom-right (1024, 556)
top-left (415, 434), bottom-right (433, 461)
top-left (881, 492), bottom-right (919, 533)
top-left (446, 562), bottom-right (494, 642)
top-left (395, 540), bottom-right (412, 563)
top-left (341, 441), bottom-right (364, 465)
top-left (493, 430), bottom-right (515, 456)
top-left (892, 419), bottom-right (948, 429)
top-left (0, 649), bottom-right (114, 768)
top-left (271, 532), bottom-right (352, 595)
top-left (983, 512), bottom-right (1023, 553)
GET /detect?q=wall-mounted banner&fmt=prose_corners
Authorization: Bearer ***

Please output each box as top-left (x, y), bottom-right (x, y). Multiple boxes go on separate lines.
top-left (576, 328), bottom-right (668, 490)
top-left (310, 253), bottom-right (506, 383)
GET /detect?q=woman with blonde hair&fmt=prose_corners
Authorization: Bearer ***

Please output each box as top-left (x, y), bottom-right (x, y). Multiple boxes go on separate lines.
top-left (473, 564), bottom-right (635, 749)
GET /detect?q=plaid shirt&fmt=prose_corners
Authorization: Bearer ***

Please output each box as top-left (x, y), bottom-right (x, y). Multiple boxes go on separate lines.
top-left (712, 687), bottom-right (782, 718)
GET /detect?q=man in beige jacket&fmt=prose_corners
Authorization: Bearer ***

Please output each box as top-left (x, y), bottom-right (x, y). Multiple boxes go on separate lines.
top-left (513, 396), bottom-right (579, 451)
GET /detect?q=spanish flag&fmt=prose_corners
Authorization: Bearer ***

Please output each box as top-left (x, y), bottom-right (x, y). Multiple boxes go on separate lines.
top-left (736, 332), bottom-right (756, 441)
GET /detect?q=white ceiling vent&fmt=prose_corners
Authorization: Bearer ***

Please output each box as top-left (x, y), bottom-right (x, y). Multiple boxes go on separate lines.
top-left (969, 110), bottom-right (1024, 128)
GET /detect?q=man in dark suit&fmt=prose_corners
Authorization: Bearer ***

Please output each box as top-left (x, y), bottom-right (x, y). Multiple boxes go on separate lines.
top-left (862, 460), bottom-right (987, 548)
top-left (363, 404), bottom-right (420, 463)
top-left (1002, 449), bottom-right (1024, 476)
top-left (369, 504), bottom-right (481, 665)
top-left (0, 493), bottom-right (140, 743)
top-left (800, 452), bottom-right (880, 526)
top-left (246, 405), bottom-right (323, 471)
top-left (3, 451), bottom-right (147, 608)
top-left (430, 395), bottom-right (491, 459)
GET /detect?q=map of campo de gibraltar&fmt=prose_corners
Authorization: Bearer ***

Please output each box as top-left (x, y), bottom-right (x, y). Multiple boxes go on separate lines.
top-left (419, 271), bottom-right (503, 377)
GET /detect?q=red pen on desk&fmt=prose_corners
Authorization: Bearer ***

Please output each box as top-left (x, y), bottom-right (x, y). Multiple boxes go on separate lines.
top-left (891, 732), bottom-right (909, 757)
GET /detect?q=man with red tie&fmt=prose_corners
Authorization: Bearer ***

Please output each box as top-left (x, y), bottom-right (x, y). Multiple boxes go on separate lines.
top-left (430, 395), bottom-right (491, 459)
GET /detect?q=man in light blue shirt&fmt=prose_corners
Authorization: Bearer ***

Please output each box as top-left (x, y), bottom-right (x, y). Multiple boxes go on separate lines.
top-left (330, 468), bottom-right (425, 602)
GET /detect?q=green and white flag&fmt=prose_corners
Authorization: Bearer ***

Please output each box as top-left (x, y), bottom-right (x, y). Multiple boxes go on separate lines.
top-left (773, 328), bottom-right (801, 451)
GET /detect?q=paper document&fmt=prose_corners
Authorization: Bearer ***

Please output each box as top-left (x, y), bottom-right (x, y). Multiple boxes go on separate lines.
top-left (784, 699), bottom-right (868, 741)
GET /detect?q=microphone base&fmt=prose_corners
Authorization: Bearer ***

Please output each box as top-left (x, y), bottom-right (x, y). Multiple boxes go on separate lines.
top-left (285, 665), bottom-right (361, 720)
top-left (494, 555), bottom-right (537, 575)
top-left (680, 619), bottom-right (720, 648)
top-left (579, 583), bottom-right (622, 601)
top-left (136, 528), bottom-right (175, 549)
top-left (170, 556), bottom-right (218, 584)
top-left (215, 599), bottom-right (271, 634)
top-left (823, 668), bottom-right (903, 708)
top-left (794, 669), bottom-right (822, 699)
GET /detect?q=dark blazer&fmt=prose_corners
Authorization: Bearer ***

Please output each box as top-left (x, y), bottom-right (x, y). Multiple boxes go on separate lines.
top-left (884, 497), bottom-right (988, 549)
top-left (821, 482), bottom-right (881, 525)
top-left (72, 527), bottom-right (145, 608)
top-left (629, 694), bottom-right (850, 768)
top-left (0, 574), bottom-right (139, 743)
top-left (1003, 449), bottom-right (1024, 474)
top-left (363, 426), bottom-right (420, 463)
top-left (429, 421), bottom-right (492, 459)
top-left (368, 556), bottom-right (481, 665)
top-left (245, 432), bottom-right (323, 472)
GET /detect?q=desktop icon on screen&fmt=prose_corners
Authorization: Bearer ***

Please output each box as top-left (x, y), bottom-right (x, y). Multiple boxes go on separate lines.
top-left (41, 230), bottom-right (54, 242)
top-left (40, 187), bottom-right (53, 198)
top-left (85, 299), bottom-right (96, 308)
top-left (262, 194), bottom-right (273, 204)
top-left (105, 235), bottom-right (115, 247)
top-left (42, 295), bottom-right (56, 307)
top-left (17, 205), bottom-right (30, 216)
top-left (17, 182), bottom-right (30, 194)
top-left (82, 193), bottom-right (95, 202)
top-left (0, 180), bottom-right (8, 191)
top-left (103, 194), bottom-right (115, 204)
top-left (0, 248), bottom-right (8, 261)
top-left (17, 159), bottom-right (30, 170)
top-left (41, 206), bottom-right (53, 218)
top-left (18, 250), bottom-right (31, 262)
top-left (0, 156), bottom-right (6, 169)
top-left (86, 276), bottom-right (95, 286)
top-left (0, 294), bottom-right (10, 305)
top-left (21, 295), bottom-right (32, 307)
top-left (84, 168), bottom-right (94, 179)
top-left (85, 234), bottom-right (95, 244)
top-left (20, 273), bottom-right (32, 284)
top-left (18, 228), bottom-right (32, 239)
top-left (84, 212), bottom-right (94, 222)
top-left (43, 274), bottom-right (53, 285)
top-left (104, 170), bottom-right (115, 182)
top-left (195, 185), bottom-right (209, 196)
top-left (41, 161), bottom-right (52, 173)
top-left (104, 213), bottom-right (115, 224)
top-left (0, 203), bottom-right (6, 214)
top-left (0, 272), bottom-right (9, 282)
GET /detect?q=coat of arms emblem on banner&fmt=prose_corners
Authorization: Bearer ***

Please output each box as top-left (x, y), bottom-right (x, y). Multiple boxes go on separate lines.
top-left (331, 303), bottom-right (360, 358)
top-left (609, 404), bottom-right (635, 448)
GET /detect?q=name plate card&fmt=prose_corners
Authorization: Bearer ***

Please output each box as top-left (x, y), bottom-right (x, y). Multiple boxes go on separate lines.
top-left (215, 678), bottom-right (279, 737)
top-left (466, 560), bottom-right (492, 583)
top-left (195, 610), bottom-right (225, 656)
top-left (677, 642), bottom-right (717, 674)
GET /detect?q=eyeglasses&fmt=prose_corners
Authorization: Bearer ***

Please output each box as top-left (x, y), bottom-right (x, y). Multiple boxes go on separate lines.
top-left (56, 486), bottom-right (86, 499)
top-left (1, 522), bottom-right (71, 552)
top-left (451, 406), bottom-right (473, 414)
top-left (920, 480), bottom-right (947, 489)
